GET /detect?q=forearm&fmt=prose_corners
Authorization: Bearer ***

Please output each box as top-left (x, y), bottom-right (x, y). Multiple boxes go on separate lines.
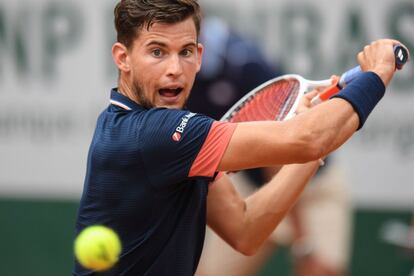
top-left (294, 97), bottom-right (359, 157)
top-left (299, 70), bottom-right (387, 157)
top-left (219, 71), bottom-right (387, 172)
top-left (218, 99), bottom-right (359, 171)
top-left (236, 161), bottom-right (319, 254)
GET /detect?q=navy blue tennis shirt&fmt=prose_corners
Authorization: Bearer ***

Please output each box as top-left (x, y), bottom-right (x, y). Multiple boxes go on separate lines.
top-left (74, 89), bottom-right (236, 275)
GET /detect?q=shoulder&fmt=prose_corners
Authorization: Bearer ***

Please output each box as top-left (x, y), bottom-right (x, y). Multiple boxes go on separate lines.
top-left (142, 108), bottom-right (212, 129)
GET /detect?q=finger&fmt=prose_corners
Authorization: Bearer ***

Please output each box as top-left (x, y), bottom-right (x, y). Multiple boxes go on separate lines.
top-left (305, 89), bottom-right (319, 98)
top-left (379, 38), bottom-right (402, 46)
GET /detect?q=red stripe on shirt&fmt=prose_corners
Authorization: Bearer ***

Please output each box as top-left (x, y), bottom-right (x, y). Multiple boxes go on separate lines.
top-left (189, 122), bottom-right (237, 178)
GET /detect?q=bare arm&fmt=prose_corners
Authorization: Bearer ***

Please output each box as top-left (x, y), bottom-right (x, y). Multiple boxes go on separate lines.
top-left (218, 99), bottom-right (358, 172)
top-left (217, 39), bottom-right (400, 172)
top-left (207, 161), bottom-right (319, 255)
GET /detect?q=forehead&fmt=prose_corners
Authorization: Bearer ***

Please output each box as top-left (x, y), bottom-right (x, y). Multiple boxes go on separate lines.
top-left (136, 17), bottom-right (198, 47)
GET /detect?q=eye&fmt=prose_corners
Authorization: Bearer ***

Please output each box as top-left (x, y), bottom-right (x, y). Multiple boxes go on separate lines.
top-left (152, 48), bottom-right (163, 58)
top-left (180, 48), bottom-right (193, 57)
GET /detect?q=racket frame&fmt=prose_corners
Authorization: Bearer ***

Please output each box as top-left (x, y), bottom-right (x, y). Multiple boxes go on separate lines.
top-left (221, 74), bottom-right (333, 122)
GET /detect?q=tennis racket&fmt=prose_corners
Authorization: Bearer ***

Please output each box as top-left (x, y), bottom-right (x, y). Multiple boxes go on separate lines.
top-left (221, 45), bottom-right (410, 123)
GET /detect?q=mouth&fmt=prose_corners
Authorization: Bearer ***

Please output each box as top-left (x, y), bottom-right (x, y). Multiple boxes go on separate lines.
top-left (158, 87), bottom-right (184, 98)
top-left (157, 85), bottom-right (186, 107)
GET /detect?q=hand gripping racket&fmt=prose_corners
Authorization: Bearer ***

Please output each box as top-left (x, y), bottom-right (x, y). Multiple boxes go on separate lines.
top-left (221, 45), bottom-right (409, 124)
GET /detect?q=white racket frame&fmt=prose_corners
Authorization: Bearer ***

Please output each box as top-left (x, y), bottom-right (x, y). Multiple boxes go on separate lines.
top-left (220, 74), bottom-right (332, 122)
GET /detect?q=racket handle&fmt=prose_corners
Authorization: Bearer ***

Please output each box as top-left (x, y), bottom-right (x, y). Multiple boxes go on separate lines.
top-left (339, 45), bottom-right (409, 87)
top-left (394, 45), bottom-right (410, 70)
top-left (311, 44), bottom-right (410, 106)
top-left (310, 76), bottom-right (341, 105)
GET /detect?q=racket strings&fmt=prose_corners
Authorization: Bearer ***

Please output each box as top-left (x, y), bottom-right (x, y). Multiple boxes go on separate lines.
top-left (226, 79), bottom-right (300, 123)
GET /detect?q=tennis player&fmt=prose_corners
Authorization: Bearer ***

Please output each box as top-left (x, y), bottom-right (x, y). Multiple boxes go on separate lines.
top-left (73, 1), bottom-right (403, 275)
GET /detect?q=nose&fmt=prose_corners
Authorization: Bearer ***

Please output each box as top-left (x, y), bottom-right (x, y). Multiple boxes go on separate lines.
top-left (166, 54), bottom-right (183, 77)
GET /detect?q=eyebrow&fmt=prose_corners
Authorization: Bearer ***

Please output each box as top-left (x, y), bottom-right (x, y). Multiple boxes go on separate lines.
top-left (182, 42), bottom-right (198, 48)
top-left (145, 41), bottom-right (168, 48)
top-left (145, 40), bottom-right (197, 49)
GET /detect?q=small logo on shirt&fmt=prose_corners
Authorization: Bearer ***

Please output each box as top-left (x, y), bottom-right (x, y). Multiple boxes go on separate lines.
top-left (172, 132), bottom-right (182, 142)
top-left (172, 112), bottom-right (196, 142)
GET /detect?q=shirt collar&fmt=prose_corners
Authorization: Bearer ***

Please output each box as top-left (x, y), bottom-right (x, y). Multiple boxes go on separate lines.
top-left (110, 88), bottom-right (145, 111)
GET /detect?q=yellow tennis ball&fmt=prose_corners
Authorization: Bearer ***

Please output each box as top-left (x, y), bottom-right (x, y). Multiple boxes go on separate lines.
top-left (74, 225), bottom-right (122, 271)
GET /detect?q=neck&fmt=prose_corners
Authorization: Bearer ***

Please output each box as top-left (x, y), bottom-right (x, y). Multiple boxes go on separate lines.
top-left (118, 76), bottom-right (139, 104)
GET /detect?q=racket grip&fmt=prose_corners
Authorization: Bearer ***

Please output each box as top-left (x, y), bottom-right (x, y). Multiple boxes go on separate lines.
top-left (339, 45), bottom-right (410, 88)
top-left (312, 44), bottom-right (410, 105)
top-left (394, 45), bottom-right (410, 70)
top-left (338, 66), bottom-right (363, 88)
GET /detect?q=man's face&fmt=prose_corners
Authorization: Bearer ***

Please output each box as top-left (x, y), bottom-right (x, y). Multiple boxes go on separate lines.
top-left (126, 17), bottom-right (203, 109)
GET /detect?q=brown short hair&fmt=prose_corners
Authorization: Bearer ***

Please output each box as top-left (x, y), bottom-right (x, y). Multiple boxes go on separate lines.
top-left (114, 0), bottom-right (202, 48)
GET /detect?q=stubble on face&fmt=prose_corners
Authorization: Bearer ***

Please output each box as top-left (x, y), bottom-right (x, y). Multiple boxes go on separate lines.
top-left (132, 76), bottom-right (190, 110)
top-left (132, 77), bottom-right (154, 109)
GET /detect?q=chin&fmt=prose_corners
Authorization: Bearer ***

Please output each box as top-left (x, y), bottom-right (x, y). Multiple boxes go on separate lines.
top-left (168, 104), bottom-right (186, 109)
top-left (157, 99), bottom-right (187, 110)
top-left (155, 103), bottom-right (182, 109)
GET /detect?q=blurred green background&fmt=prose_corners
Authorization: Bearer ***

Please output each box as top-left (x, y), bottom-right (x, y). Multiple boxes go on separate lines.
top-left (0, 198), bottom-right (412, 275)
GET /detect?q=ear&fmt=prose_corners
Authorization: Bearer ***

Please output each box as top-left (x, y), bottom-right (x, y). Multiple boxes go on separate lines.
top-left (112, 42), bottom-right (130, 73)
top-left (196, 42), bottom-right (204, 73)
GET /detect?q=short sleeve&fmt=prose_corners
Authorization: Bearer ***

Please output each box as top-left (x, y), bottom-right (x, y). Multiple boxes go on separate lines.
top-left (139, 109), bottom-right (235, 189)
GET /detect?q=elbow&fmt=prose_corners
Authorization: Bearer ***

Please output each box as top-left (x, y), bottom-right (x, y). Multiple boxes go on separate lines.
top-left (232, 239), bottom-right (260, 256)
